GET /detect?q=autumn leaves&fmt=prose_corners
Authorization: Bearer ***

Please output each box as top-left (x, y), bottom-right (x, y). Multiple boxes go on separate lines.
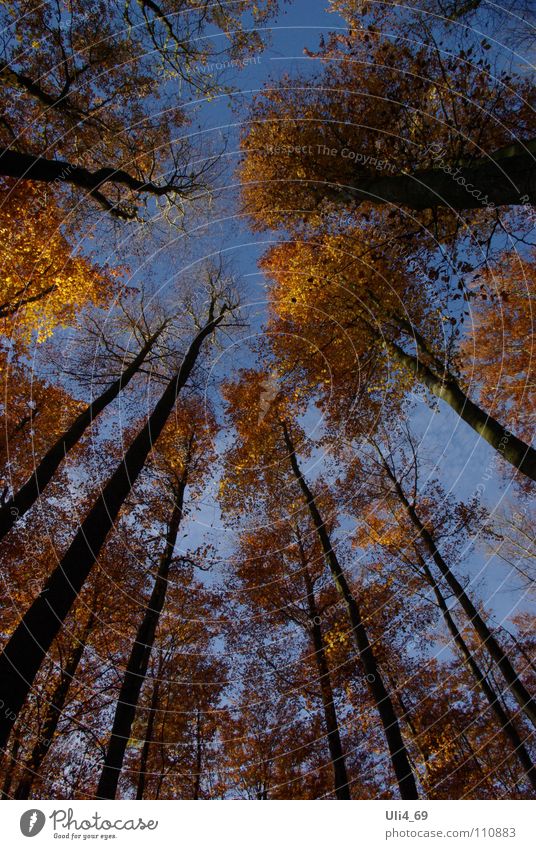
top-left (225, 8), bottom-right (535, 798)
top-left (0, 0), bottom-right (534, 801)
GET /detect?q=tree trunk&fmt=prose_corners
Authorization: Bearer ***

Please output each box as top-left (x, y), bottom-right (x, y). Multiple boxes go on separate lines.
top-left (415, 548), bottom-right (536, 791)
top-left (385, 464), bottom-right (536, 729)
top-left (383, 336), bottom-right (536, 482)
top-left (384, 668), bottom-right (429, 780)
top-left (281, 422), bottom-right (419, 799)
top-left (13, 607), bottom-right (96, 799)
top-left (135, 677), bottom-right (161, 801)
top-left (302, 563), bottom-right (351, 800)
top-left (0, 329), bottom-right (164, 542)
top-left (0, 729), bottom-right (20, 798)
top-left (0, 304), bottom-right (226, 749)
top-left (193, 707), bottom-right (203, 800)
top-left (96, 485), bottom-right (186, 799)
top-left (331, 140), bottom-right (536, 210)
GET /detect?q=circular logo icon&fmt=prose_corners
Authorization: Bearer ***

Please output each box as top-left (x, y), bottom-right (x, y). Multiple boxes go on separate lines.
top-left (20, 810), bottom-right (46, 837)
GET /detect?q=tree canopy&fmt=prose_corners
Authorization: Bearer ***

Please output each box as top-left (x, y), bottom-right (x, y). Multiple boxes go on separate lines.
top-left (0, 0), bottom-right (534, 804)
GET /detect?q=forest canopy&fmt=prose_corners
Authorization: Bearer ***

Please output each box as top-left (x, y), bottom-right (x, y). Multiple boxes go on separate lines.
top-left (0, 0), bottom-right (534, 803)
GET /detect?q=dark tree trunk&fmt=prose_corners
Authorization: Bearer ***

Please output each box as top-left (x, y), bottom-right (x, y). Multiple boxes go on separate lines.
top-left (0, 329), bottom-right (164, 542)
top-left (383, 337), bottom-right (536, 482)
top-left (0, 729), bottom-right (20, 798)
top-left (385, 464), bottom-right (536, 729)
top-left (281, 423), bottom-right (419, 799)
top-left (0, 305), bottom-right (226, 749)
top-left (14, 608), bottom-right (96, 799)
top-left (301, 562), bottom-right (351, 800)
top-left (135, 677), bottom-right (161, 801)
top-left (331, 140), bottom-right (536, 210)
top-left (96, 485), bottom-right (186, 799)
top-left (192, 708), bottom-right (203, 800)
top-left (406, 541), bottom-right (536, 790)
top-left (384, 669), bottom-right (428, 778)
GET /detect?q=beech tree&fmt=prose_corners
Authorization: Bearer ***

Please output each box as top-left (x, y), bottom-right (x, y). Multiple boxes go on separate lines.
top-left (0, 276), bottom-right (238, 748)
top-left (380, 461), bottom-right (536, 728)
top-left (232, 518), bottom-right (352, 799)
top-left (221, 368), bottom-right (419, 798)
top-left (0, 513), bottom-right (146, 799)
top-left (342, 435), bottom-right (536, 790)
top-left (96, 399), bottom-right (218, 798)
top-left (261, 237), bottom-right (536, 481)
top-left (1, 0), bottom-right (279, 219)
top-left (239, 33), bottom-right (535, 225)
top-left (0, 313), bottom-right (170, 541)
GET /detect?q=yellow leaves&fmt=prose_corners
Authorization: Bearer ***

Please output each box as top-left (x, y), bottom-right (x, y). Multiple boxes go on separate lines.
top-left (0, 179), bottom-right (115, 343)
top-left (353, 511), bottom-right (409, 552)
top-left (324, 625), bottom-right (349, 658)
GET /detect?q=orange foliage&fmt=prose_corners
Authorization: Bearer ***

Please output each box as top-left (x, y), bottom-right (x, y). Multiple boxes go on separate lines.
top-left (460, 250), bottom-right (535, 442)
top-left (0, 178), bottom-right (115, 341)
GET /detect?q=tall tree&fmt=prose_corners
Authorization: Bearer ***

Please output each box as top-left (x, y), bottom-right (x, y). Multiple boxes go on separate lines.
top-left (96, 399), bottom-right (218, 798)
top-left (1, 1), bottom-right (279, 219)
top-left (126, 602), bottom-right (226, 801)
top-left (261, 237), bottom-right (536, 480)
top-left (381, 456), bottom-right (536, 728)
top-left (343, 432), bottom-right (536, 730)
top-left (0, 517), bottom-right (145, 799)
top-left (280, 421), bottom-right (418, 799)
top-left (221, 369), bottom-right (419, 798)
top-left (0, 281), bottom-right (236, 748)
top-left (239, 34), bottom-right (535, 225)
top-left (233, 518), bottom-right (352, 799)
top-left (96, 492), bottom-right (185, 799)
top-left (345, 440), bottom-right (536, 791)
top-left (0, 317), bottom-right (169, 540)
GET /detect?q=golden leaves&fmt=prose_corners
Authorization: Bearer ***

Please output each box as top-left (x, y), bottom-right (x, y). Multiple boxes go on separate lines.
top-left (0, 179), bottom-right (115, 342)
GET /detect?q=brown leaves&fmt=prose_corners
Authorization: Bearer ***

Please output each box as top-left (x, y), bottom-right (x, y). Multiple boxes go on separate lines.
top-left (459, 249), bottom-right (535, 443)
